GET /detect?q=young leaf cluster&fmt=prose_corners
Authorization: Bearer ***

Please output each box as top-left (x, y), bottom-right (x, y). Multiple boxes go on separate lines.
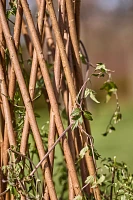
top-left (101, 157), bottom-right (133, 200)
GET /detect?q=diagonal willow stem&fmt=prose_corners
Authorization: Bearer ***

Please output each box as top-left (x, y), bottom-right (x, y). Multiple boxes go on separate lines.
top-left (19, 0), bottom-right (82, 196)
top-left (20, 0), bottom-right (46, 155)
top-left (30, 123), bottom-right (73, 176)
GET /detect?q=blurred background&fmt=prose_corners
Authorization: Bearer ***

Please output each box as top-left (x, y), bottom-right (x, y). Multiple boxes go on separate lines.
top-left (26, 0), bottom-right (133, 171)
top-left (80, 0), bottom-right (133, 171)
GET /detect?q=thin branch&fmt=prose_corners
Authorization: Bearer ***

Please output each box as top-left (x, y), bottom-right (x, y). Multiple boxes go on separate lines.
top-left (30, 123), bottom-right (73, 176)
top-left (0, 189), bottom-right (9, 197)
top-left (110, 167), bottom-right (115, 200)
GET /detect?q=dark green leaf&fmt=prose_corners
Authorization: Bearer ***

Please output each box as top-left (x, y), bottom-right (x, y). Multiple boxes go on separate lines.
top-left (79, 53), bottom-right (87, 64)
top-left (71, 108), bottom-right (81, 117)
top-left (83, 111), bottom-right (93, 121)
top-left (102, 132), bottom-right (108, 136)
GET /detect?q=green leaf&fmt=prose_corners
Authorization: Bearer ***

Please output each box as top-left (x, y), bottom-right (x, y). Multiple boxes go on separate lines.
top-left (84, 88), bottom-right (90, 98)
top-left (101, 81), bottom-right (117, 93)
top-left (96, 63), bottom-right (107, 73)
top-left (102, 132), bottom-right (108, 136)
top-left (90, 91), bottom-right (100, 103)
top-left (97, 175), bottom-right (105, 185)
top-left (84, 88), bottom-right (100, 103)
top-left (72, 115), bottom-right (81, 121)
top-left (109, 126), bottom-right (115, 133)
top-left (79, 145), bottom-right (88, 159)
top-left (71, 108), bottom-right (81, 117)
top-left (79, 53), bottom-right (87, 64)
top-left (83, 111), bottom-right (93, 121)
top-left (106, 93), bottom-right (112, 103)
top-left (113, 112), bottom-right (122, 124)
top-left (73, 195), bottom-right (82, 200)
top-left (72, 116), bottom-right (83, 130)
top-left (85, 175), bottom-right (95, 185)
top-left (121, 195), bottom-right (126, 200)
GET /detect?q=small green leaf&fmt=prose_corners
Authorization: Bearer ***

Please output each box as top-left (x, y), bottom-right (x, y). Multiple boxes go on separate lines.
top-left (71, 108), bottom-right (81, 117)
top-left (79, 53), bottom-right (87, 64)
top-left (96, 63), bottom-right (107, 73)
top-left (84, 88), bottom-right (90, 98)
top-left (72, 115), bottom-right (81, 121)
top-left (109, 126), bottom-right (115, 133)
top-left (90, 91), bottom-right (100, 103)
top-left (83, 111), bottom-right (93, 121)
top-left (84, 89), bottom-right (100, 103)
top-left (85, 175), bottom-right (95, 185)
top-left (113, 112), bottom-right (122, 124)
top-left (79, 145), bottom-right (88, 159)
top-left (97, 175), bottom-right (105, 185)
top-left (72, 116), bottom-right (83, 130)
top-left (102, 132), bottom-right (108, 136)
top-left (106, 93), bottom-right (112, 103)
top-left (73, 195), bottom-right (82, 200)
top-left (101, 81), bottom-right (117, 93)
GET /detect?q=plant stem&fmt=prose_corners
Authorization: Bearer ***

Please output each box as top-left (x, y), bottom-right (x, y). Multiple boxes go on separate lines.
top-left (30, 123), bottom-right (73, 176)
top-left (110, 167), bottom-right (115, 200)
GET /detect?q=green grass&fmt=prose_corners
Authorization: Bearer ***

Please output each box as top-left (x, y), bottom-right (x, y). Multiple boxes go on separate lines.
top-left (34, 96), bottom-right (133, 172)
top-left (91, 101), bottom-right (133, 172)
top-left (33, 97), bottom-right (133, 198)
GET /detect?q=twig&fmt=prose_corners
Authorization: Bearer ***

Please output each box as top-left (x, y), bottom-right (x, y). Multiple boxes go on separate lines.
top-left (30, 123), bottom-right (73, 176)
top-left (110, 167), bottom-right (115, 200)
top-left (0, 189), bottom-right (9, 197)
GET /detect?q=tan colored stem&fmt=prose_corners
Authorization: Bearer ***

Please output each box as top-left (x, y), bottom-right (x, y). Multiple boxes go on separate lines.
top-left (19, 0), bottom-right (81, 195)
top-left (75, 0), bottom-right (81, 41)
top-left (20, 0), bottom-right (45, 154)
top-left (46, 0), bottom-right (77, 106)
top-left (22, 19), bottom-right (33, 57)
top-left (65, 0), bottom-right (83, 88)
